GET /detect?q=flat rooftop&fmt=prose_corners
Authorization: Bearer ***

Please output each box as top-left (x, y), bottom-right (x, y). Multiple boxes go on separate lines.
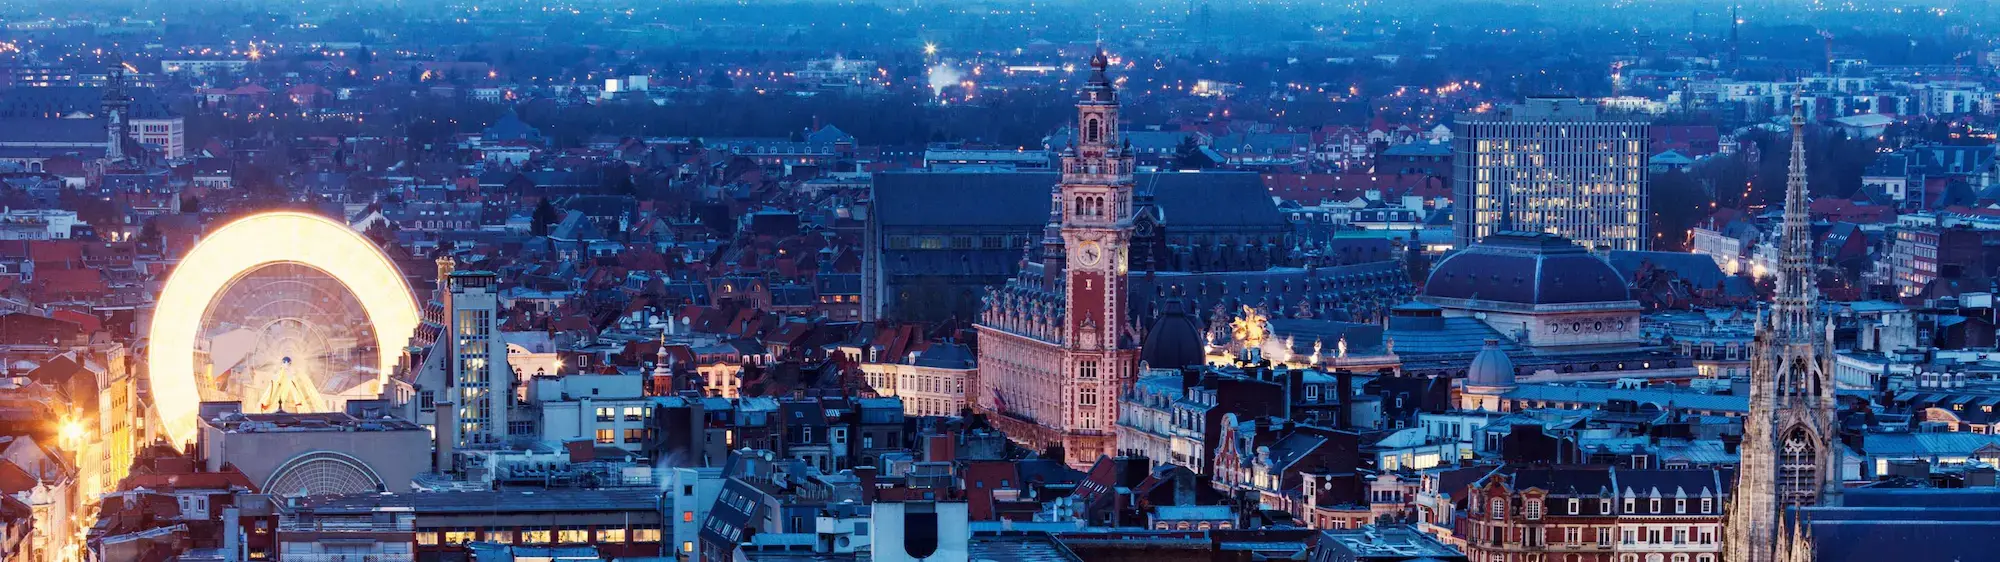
top-left (295, 488), bottom-right (662, 515)
top-left (206, 411), bottom-right (425, 433)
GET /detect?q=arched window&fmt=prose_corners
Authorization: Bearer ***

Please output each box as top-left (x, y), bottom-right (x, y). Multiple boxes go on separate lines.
top-left (1087, 118), bottom-right (1102, 143)
top-left (1780, 427), bottom-right (1820, 503)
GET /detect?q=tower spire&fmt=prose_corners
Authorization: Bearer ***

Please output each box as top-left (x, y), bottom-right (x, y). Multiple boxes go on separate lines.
top-left (1727, 98), bottom-right (1839, 562)
top-left (1774, 99), bottom-right (1815, 342)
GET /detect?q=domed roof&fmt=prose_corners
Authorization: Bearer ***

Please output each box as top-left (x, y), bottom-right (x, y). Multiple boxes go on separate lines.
top-left (1465, 339), bottom-right (1516, 390)
top-left (1423, 232), bottom-right (1630, 306)
top-left (1142, 299), bottom-right (1205, 370)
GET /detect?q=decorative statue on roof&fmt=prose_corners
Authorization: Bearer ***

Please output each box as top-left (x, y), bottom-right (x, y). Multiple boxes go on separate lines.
top-left (1230, 305), bottom-right (1270, 348)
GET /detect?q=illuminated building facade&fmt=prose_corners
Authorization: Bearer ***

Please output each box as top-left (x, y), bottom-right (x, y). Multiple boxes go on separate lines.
top-left (438, 264), bottom-right (514, 447)
top-left (974, 51), bottom-right (1139, 468)
top-left (1453, 98), bottom-right (1650, 252)
top-left (1463, 466), bottom-right (1731, 562)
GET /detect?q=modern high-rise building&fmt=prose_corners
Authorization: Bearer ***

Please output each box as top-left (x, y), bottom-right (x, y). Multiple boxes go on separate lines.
top-left (1452, 98), bottom-right (1650, 251)
top-left (446, 267), bottom-right (512, 447)
top-left (409, 257), bottom-right (515, 448)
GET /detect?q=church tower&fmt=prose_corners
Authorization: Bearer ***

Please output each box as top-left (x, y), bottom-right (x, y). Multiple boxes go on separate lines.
top-left (1057, 49), bottom-right (1136, 441)
top-left (102, 51), bottom-right (131, 163)
top-left (1725, 99), bottom-right (1838, 562)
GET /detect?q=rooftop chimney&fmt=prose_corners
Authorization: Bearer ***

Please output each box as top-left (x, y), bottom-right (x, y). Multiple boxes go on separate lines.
top-left (1336, 369), bottom-right (1355, 429)
top-left (434, 401), bottom-right (457, 474)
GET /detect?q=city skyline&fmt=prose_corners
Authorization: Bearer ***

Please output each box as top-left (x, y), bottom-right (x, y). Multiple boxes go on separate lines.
top-left (0, 2), bottom-right (1994, 562)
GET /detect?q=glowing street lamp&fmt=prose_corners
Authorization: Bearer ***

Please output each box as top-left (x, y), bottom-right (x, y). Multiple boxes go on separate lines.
top-left (60, 418), bottom-right (83, 445)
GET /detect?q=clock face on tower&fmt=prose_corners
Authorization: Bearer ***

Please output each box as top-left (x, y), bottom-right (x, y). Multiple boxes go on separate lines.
top-left (1077, 241), bottom-right (1104, 267)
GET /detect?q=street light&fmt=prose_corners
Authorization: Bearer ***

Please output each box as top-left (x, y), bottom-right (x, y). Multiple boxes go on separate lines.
top-left (60, 418), bottom-right (84, 446)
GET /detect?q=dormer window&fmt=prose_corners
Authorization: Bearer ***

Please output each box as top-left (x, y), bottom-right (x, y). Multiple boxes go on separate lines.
top-left (1650, 498), bottom-right (1661, 513)
top-left (1675, 498), bottom-right (1687, 514)
top-left (1568, 498), bottom-right (1580, 515)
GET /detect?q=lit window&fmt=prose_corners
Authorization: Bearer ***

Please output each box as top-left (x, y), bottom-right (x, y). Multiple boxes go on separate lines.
top-left (522, 529), bottom-right (551, 544)
top-left (558, 527), bottom-right (590, 544)
top-left (634, 528), bottom-right (663, 542)
top-left (598, 528), bottom-right (627, 543)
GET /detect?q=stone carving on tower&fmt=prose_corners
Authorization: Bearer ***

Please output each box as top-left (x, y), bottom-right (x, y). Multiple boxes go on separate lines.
top-left (1056, 47), bottom-right (1137, 438)
top-left (103, 51), bottom-right (132, 163)
top-left (1724, 99), bottom-right (1837, 562)
top-left (970, 49), bottom-right (1138, 467)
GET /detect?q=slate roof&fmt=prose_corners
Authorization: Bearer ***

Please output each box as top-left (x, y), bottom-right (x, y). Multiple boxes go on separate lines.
top-left (872, 171), bottom-right (1286, 230)
top-left (1384, 315), bottom-right (1515, 357)
top-left (0, 86), bottom-right (175, 119)
top-left (873, 171), bottom-right (1051, 228)
top-left (1607, 250), bottom-right (1729, 288)
top-left (1854, 432), bottom-right (2000, 457)
top-left (1264, 319), bottom-right (1386, 357)
top-left (1503, 384), bottom-right (1747, 413)
top-left (1802, 489), bottom-right (2000, 562)
top-left (483, 110), bottom-right (543, 142)
top-left (0, 119), bottom-right (106, 144)
top-left (1505, 466), bottom-right (1614, 496)
top-left (881, 248), bottom-right (1022, 277)
top-left (913, 342), bottom-right (975, 369)
top-left (1381, 142), bottom-right (1452, 157)
top-left (1137, 171), bottom-right (1286, 229)
top-left (1424, 232), bottom-right (1632, 306)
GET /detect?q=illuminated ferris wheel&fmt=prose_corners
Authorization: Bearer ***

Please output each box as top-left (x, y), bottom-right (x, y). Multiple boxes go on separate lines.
top-left (197, 262), bottom-right (378, 414)
top-left (151, 212), bottom-right (421, 445)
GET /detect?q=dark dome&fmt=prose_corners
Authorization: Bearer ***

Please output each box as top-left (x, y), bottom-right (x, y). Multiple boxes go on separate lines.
top-left (1423, 232), bottom-right (1630, 306)
top-left (1142, 299), bottom-right (1205, 369)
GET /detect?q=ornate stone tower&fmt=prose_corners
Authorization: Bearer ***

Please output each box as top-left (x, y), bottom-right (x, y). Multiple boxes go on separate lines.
top-left (971, 50), bottom-right (1139, 468)
top-left (1057, 48), bottom-right (1136, 441)
top-left (1725, 99), bottom-right (1835, 562)
top-left (102, 51), bottom-right (131, 163)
